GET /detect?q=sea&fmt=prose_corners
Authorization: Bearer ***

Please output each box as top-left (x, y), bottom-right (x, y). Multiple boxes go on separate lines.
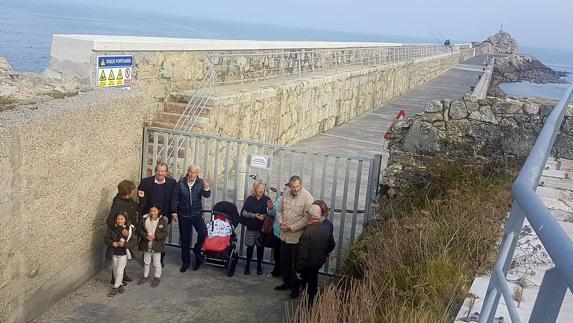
top-left (1, 0), bottom-right (571, 100)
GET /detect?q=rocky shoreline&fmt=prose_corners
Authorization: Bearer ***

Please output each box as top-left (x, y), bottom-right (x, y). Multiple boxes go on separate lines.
top-left (472, 31), bottom-right (570, 98)
top-left (0, 57), bottom-right (82, 111)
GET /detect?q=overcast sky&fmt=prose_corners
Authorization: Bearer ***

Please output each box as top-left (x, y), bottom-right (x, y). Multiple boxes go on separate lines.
top-left (39, 0), bottom-right (573, 50)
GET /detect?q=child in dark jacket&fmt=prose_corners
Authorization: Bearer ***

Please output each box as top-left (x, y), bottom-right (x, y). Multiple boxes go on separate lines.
top-left (295, 205), bottom-right (335, 304)
top-left (137, 205), bottom-right (168, 288)
top-left (104, 211), bottom-right (136, 297)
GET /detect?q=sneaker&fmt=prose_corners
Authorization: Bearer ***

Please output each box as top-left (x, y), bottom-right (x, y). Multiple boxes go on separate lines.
top-left (107, 288), bottom-right (119, 297)
top-left (137, 277), bottom-right (148, 285)
top-left (118, 285), bottom-right (126, 294)
top-left (274, 283), bottom-right (292, 291)
top-left (151, 278), bottom-right (160, 288)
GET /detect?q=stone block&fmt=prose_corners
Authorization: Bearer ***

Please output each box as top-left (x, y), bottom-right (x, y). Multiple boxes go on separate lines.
top-left (423, 113), bottom-right (443, 122)
top-left (469, 106), bottom-right (498, 124)
top-left (523, 103), bottom-right (540, 115)
top-left (449, 100), bottom-right (468, 119)
top-left (493, 101), bottom-right (522, 114)
top-left (424, 99), bottom-right (443, 113)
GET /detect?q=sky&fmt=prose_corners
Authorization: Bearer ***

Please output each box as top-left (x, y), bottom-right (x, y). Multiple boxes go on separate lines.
top-left (41, 0), bottom-right (573, 50)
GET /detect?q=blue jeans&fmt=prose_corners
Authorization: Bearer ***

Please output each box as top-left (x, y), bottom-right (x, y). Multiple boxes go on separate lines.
top-left (179, 216), bottom-right (207, 265)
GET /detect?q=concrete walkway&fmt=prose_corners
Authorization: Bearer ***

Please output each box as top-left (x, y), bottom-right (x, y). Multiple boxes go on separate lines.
top-left (295, 55), bottom-right (488, 164)
top-left (36, 247), bottom-right (296, 323)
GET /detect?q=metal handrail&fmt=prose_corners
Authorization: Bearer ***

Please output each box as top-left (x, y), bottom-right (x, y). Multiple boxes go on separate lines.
top-left (479, 85), bottom-right (573, 323)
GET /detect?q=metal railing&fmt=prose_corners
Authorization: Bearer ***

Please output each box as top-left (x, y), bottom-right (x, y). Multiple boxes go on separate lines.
top-left (479, 85), bottom-right (573, 323)
top-left (209, 44), bottom-right (460, 85)
top-left (142, 126), bottom-right (383, 274)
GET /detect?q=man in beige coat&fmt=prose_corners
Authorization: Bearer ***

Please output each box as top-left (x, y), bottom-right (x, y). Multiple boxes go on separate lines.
top-left (274, 175), bottom-right (314, 298)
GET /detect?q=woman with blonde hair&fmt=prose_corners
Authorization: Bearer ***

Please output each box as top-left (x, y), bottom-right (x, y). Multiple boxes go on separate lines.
top-left (240, 180), bottom-right (273, 275)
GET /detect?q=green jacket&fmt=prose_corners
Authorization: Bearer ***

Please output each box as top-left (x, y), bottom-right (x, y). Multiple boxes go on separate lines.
top-left (104, 224), bottom-right (138, 261)
top-left (137, 215), bottom-right (168, 253)
top-left (106, 194), bottom-right (141, 234)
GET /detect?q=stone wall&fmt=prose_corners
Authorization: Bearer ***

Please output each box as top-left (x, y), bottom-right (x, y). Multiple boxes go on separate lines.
top-left (383, 95), bottom-right (573, 195)
top-left (203, 52), bottom-right (468, 146)
top-left (0, 90), bottom-right (160, 323)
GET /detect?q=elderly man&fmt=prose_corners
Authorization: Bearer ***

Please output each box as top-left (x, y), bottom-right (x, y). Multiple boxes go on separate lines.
top-left (274, 175), bottom-right (314, 299)
top-left (171, 165), bottom-right (211, 272)
top-left (137, 162), bottom-right (176, 267)
top-left (296, 204), bottom-right (336, 304)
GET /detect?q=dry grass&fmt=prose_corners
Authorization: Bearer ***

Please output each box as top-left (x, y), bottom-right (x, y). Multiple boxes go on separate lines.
top-left (289, 157), bottom-right (517, 323)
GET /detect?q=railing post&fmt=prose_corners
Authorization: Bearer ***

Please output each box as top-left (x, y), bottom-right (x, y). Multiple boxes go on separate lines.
top-left (298, 51), bottom-right (302, 77)
top-left (529, 267), bottom-right (568, 323)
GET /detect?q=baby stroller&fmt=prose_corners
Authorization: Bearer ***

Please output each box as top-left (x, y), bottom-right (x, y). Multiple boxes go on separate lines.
top-left (202, 201), bottom-right (240, 276)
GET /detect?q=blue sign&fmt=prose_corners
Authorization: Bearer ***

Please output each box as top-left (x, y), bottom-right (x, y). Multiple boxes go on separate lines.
top-left (98, 55), bottom-right (133, 68)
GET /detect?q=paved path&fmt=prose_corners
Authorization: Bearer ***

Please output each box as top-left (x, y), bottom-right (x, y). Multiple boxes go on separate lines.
top-left (36, 247), bottom-right (296, 323)
top-left (295, 55), bottom-right (488, 164)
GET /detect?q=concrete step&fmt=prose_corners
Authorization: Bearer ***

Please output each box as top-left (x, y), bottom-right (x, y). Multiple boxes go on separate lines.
top-left (156, 112), bottom-right (211, 126)
top-left (151, 121), bottom-right (205, 132)
top-left (163, 102), bottom-right (213, 116)
top-left (170, 92), bottom-right (218, 106)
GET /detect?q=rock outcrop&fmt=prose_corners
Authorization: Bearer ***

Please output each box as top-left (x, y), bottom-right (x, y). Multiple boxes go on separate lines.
top-left (473, 30), bottom-right (519, 55)
top-left (0, 56), bottom-right (82, 111)
top-left (383, 95), bottom-right (573, 197)
top-left (488, 54), bottom-right (569, 97)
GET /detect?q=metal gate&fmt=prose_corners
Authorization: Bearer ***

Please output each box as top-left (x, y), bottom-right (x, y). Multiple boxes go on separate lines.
top-left (141, 126), bottom-right (382, 274)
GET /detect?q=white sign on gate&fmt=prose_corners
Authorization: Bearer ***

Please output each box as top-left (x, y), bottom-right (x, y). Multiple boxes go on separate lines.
top-left (97, 55), bottom-right (133, 88)
top-left (250, 154), bottom-right (271, 169)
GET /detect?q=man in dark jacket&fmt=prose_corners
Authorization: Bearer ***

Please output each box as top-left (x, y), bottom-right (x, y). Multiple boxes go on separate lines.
top-left (295, 204), bottom-right (335, 304)
top-left (171, 165), bottom-right (211, 272)
top-left (138, 162), bottom-right (176, 266)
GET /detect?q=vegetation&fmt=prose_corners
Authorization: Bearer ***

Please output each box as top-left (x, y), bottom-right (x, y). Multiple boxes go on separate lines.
top-left (290, 157), bottom-right (518, 323)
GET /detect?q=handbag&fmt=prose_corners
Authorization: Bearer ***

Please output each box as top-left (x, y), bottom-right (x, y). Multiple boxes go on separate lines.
top-left (261, 215), bottom-right (274, 234)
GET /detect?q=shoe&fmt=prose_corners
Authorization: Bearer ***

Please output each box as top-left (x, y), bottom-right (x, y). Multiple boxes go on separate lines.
top-left (244, 266), bottom-right (251, 275)
top-left (137, 277), bottom-right (148, 285)
top-left (274, 283), bottom-right (292, 291)
top-left (289, 290), bottom-right (299, 299)
top-left (118, 285), bottom-right (126, 294)
top-left (151, 278), bottom-right (160, 288)
top-left (161, 259), bottom-right (165, 268)
top-left (180, 264), bottom-right (189, 273)
top-left (257, 266), bottom-right (263, 276)
top-left (110, 276), bottom-right (115, 285)
top-left (123, 274), bottom-right (133, 282)
top-left (107, 288), bottom-right (119, 297)
top-left (192, 254), bottom-right (202, 271)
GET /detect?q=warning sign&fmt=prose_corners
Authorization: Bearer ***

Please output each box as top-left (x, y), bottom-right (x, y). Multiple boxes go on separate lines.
top-left (96, 55), bottom-right (133, 88)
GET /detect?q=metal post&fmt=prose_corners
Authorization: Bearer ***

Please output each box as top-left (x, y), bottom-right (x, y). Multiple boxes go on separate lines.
top-left (529, 267), bottom-right (568, 323)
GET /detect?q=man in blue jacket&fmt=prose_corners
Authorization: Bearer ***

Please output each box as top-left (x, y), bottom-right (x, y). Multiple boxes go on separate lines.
top-left (171, 165), bottom-right (211, 272)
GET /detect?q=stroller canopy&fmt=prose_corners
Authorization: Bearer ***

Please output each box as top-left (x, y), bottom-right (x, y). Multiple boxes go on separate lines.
top-left (212, 201), bottom-right (240, 228)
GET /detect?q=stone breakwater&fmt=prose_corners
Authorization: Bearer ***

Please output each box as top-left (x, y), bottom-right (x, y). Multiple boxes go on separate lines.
top-left (383, 95), bottom-right (573, 196)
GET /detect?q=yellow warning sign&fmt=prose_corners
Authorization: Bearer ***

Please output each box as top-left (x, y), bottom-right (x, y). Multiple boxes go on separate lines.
top-left (107, 69), bottom-right (116, 86)
top-left (99, 70), bottom-right (107, 86)
top-left (116, 69), bottom-right (124, 85)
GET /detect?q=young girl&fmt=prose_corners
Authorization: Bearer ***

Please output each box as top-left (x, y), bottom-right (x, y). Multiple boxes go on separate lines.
top-left (104, 211), bottom-right (136, 297)
top-left (137, 205), bottom-right (168, 288)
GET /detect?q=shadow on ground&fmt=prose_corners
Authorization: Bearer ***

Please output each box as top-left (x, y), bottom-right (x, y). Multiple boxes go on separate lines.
top-left (36, 246), bottom-right (301, 323)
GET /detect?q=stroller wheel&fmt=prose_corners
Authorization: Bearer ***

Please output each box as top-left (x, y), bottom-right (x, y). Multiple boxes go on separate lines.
top-left (226, 251), bottom-right (239, 277)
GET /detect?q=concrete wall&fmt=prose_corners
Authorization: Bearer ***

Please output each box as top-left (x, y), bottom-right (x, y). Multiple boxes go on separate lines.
top-left (47, 35), bottom-right (472, 100)
top-left (201, 52), bottom-right (469, 146)
top-left (0, 89), bottom-right (160, 323)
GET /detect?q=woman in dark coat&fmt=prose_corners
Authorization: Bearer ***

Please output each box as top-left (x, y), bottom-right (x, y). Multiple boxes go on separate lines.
top-left (240, 181), bottom-right (272, 275)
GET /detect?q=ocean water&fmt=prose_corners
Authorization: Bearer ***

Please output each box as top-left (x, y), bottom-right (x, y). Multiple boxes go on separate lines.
top-left (0, 0), bottom-right (436, 74)
top-left (499, 46), bottom-right (573, 100)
